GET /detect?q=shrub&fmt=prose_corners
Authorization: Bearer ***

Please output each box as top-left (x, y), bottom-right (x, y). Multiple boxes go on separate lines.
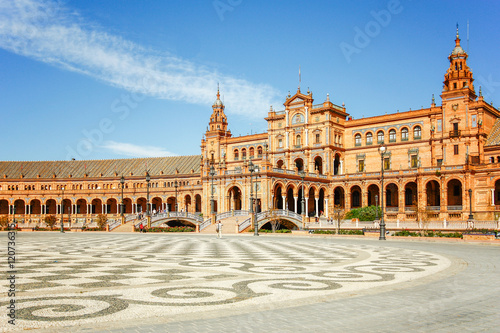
top-left (0, 216), bottom-right (9, 230)
top-left (44, 215), bottom-right (57, 229)
top-left (345, 206), bottom-right (381, 221)
top-left (96, 214), bottom-right (108, 230)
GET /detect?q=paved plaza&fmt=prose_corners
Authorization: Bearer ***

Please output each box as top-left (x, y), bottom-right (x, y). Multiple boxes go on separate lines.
top-left (1, 233), bottom-right (499, 332)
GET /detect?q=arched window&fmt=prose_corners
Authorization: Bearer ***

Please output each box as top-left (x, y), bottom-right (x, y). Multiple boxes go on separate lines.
top-left (413, 126), bottom-right (421, 139)
top-left (315, 133), bottom-right (320, 143)
top-left (389, 129), bottom-right (396, 142)
top-left (366, 132), bottom-right (373, 145)
top-left (296, 135), bottom-right (301, 147)
top-left (355, 134), bottom-right (361, 146)
top-left (257, 146), bottom-right (263, 157)
top-left (241, 148), bottom-right (247, 159)
top-left (234, 149), bottom-right (239, 160)
top-left (401, 128), bottom-right (409, 141)
top-left (377, 131), bottom-right (384, 143)
top-left (249, 147), bottom-right (255, 158)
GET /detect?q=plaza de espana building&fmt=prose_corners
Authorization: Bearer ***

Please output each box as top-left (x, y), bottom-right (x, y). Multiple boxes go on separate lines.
top-left (2, 31), bottom-right (500, 228)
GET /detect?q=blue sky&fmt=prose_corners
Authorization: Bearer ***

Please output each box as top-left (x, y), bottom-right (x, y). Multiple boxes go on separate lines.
top-left (1, 0), bottom-right (499, 161)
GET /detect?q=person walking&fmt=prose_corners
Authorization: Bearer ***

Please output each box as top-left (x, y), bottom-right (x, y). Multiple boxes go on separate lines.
top-left (216, 221), bottom-right (223, 239)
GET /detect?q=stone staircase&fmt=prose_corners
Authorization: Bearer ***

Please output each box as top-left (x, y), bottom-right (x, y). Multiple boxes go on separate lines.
top-left (200, 215), bottom-right (250, 234)
top-left (111, 221), bottom-right (136, 232)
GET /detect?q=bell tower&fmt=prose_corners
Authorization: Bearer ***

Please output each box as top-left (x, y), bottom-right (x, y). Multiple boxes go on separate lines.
top-left (442, 26), bottom-right (476, 99)
top-left (202, 87), bottom-right (231, 165)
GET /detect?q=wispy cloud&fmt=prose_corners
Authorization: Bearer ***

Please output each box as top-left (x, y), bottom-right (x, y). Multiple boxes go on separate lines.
top-left (0, 0), bottom-right (281, 116)
top-left (101, 141), bottom-right (177, 158)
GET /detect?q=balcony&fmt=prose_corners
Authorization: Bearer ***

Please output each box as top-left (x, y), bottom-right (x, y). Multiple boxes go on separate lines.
top-left (449, 130), bottom-right (461, 137)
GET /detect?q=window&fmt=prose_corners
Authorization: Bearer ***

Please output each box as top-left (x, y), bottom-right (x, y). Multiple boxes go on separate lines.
top-left (411, 155), bottom-right (418, 168)
top-left (358, 160), bottom-right (365, 172)
top-left (257, 146), bottom-right (263, 157)
top-left (384, 157), bottom-right (390, 170)
top-left (355, 134), bottom-right (361, 146)
top-left (497, 156), bottom-right (500, 163)
top-left (402, 128), bottom-right (409, 141)
top-left (490, 157), bottom-right (494, 163)
top-left (366, 132), bottom-right (373, 145)
top-left (377, 131), bottom-right (384, 143)
top-left (296, 135), bottom-right (301, 147)
top-left (413, 126), bottom-right (421, 140)
top-left (454, 145), bottom-right (459, 155)
top-left (278, 139), bottom-right (283, 148)
top-left (454, 83), bottom-right (457, 89)
top-left (471, 115), bottom-right (477, 128)
top-left (234, 150), bottom-right (239, 160)
top-left (389, 129), bottom-right (396, 142)
top-left (241, 148), bottom-right (246, 159)
top-left (453, 185), bottom-right (460, 196)
top-left (437, 119), bottom-right (442, 132)
top-left (315, 133), bottom-right (320, 143)
top-left (249, 147), bottom-right (255, 159)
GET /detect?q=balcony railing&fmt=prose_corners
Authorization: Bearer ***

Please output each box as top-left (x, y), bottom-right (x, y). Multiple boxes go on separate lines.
top-left (449, 130), bottom-right (461, 137)
top-left (447, 205), bottom-right (463, 211)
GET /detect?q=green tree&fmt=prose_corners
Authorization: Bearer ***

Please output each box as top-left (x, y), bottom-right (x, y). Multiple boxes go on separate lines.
top-left (96, 214), bottom-right (108, 230)
top-left (0, 216), bottom-right (9, 230)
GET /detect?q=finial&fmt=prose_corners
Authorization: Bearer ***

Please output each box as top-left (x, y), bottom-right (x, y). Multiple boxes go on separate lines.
top-left (307, 87), bottom-right (310, 94)
top-left (432, 94), bottom-right (435, 104)
top-left (342, 102), bottom-right (345, 107)
top-left (326, 93), bottom-right (330, 102)
top-left (456, 23), bottom-right (459, 38)
top-left (216, 83), bottom-right (220, 100)
top-left (479, 86), bottom-right (482, 96)
top-left (288, 91), bottom-right (291, 98)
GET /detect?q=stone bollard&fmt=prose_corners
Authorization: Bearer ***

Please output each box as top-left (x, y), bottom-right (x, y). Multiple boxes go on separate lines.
top-left (443, 218), bottom-right (447, 228)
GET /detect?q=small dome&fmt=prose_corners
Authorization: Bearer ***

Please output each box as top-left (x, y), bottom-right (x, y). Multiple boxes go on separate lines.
top-left (213, 98), bottom-right (223, 106)
top-left (451, 45), bottom-right (465, 55)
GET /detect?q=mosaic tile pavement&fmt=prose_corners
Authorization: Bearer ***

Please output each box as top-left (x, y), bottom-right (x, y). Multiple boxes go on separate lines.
top-left (0, 233), bottom-right (452, 331)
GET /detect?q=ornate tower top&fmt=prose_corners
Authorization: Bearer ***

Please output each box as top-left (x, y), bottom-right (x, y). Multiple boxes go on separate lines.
top-left (207, 87), bottom-right (229, 135)
top-left (442, 26), bottom-right (475, 98)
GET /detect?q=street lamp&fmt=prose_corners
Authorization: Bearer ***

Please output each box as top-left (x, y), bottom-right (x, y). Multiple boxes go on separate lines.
top-left (146, 172), bottom-right (150, 227)
top-left (468, 188), bottom-right (474, 220)
top-left (248, 160), bottom-right (258, 236)
top-left (60, 186), bottom-right (65, 233)
top-left (174, 180), bottom-right (178, 212)
top-left (12, 205), bottom-right (16, 229)
top-left (299, 171), bottom-right (306, 217)
top-left (209, 167), bottom-right (215, 214)
top-left (375, 194), bottom-right (379, 220)
top-left (378, 144), bottom-right (387, 240)
top-left (120, 176), bottom-right (125, 220)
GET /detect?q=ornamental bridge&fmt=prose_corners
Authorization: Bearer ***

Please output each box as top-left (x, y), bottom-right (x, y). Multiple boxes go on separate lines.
top-left (131, 209), bottom-right (303, 233)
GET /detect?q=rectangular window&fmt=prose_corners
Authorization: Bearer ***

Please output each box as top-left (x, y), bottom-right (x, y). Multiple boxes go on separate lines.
top-left (278, 139), bottom-right (283, 148)
top-left (384, 157), bottom-right (390, 170)
top-left (437, 158), bottom-right (443, 166)
top-left (454, 145), bottom-right (459, 155)
top-left (437, 119), bottom-right (442, 132)
top-left (358, 160), bottom-right (364, 172)
top-left (315, 134), bottom-right (320, 143)
top-left (411, 155), bottom-right (418, 168)
top-left (471, 115), bottom-right (477, 128)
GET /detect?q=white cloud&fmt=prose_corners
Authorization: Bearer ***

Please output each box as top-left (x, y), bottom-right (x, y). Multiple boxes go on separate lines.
top-left (101, 141), bottom-right (177, 158)
top-left (0, 0), bottom-right (281, 117)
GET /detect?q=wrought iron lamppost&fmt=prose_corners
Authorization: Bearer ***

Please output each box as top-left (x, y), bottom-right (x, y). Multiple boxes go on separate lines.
top-left (12, 205), bottom-right (16, 229)
top-left (174, 180), bottom-right (179, 213)
top-left (209, 167), bottom-right (215, 214)
top-left (248, 160), bottom-right (258, 236)
top-left (299, 170), bottom-right (306, 217)
top-left (468, 189), bottom-right (474, 220)
top-left (378, 144), bottom-right (387, 240)
top-left (120, 176), bottom-right (125, 222)
top-left (375, 194), bottom-right (379, 220)
top-left (60, 186), bottom-right (65, 233)
top-left (146, 172), bottom-right (151, 227)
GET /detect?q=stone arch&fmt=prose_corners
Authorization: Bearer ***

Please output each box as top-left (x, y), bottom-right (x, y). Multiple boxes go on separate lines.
top-left (367, 184), bottom-right (379, 206)
top-left (294, 158), bottom-right (304, 172)
top-left (333, 186), bottom-right (345, 208)
top-left (30, 199), bottom-right (42, 214)
top-left (152, 197), bottom-right (162, 213)
top-left (447, 179), bottom-right (463, 207)
top-left (106, 198), bottom-right (118, 214)
top-left (426, 180), bottom-right (440, 207)
top-left (91, 198), bottom-right (103, 214)
top-left (61, 198), bottom-right (72, 215)
top-left (76, 198), bottom-right (87, 214)
top-left (122, 198), bottom-right (132, 214)
top-left (314, 156), bottom-right (323, 174)
top-left (386, 183), bottom-right (399, 208)
top-left (286, 184), bottom-right (296, 212)
top-left (274, 183), bottom-right (284, 209)
top-left (318, 188), bottom-right (325, 216)
top-left (195, 194), bottom-right (202, 212)
top-left (308, 187), bottom-right (316, 216)
top-left (13, 199), bottom-right (25, 215)
top-left (404, 182), bottom-right (418, 207)
top-left (0, 199), bottom-right (9, 214)
top-left (350, 185), bottom-right (362, 208)
top-left (333, 153), bottom-right (341, 175)
top-left (227, 185), bottom-right (242, 211)
top-left (276, 159), bottom-right (284, 169)
top-left (45, 199), bottom-right (57, 215)
top-left (183, 195), bottom-right (191, 212)
top-left (166, 197), bottom-right (176, 212)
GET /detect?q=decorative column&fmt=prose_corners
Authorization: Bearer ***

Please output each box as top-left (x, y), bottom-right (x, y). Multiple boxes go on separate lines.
top-left (491, 189), bottom-right (495, 206)
top-left (305, 197), bottom-right (309, 216)
top-left (315, 197), bottom-right (319, 217)
top-left (325, 198), bottom-right (329, 218)
top-left (294, 197), bottom-right (298, 214)
top-left (282, 196), bottom-right (286, 211)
